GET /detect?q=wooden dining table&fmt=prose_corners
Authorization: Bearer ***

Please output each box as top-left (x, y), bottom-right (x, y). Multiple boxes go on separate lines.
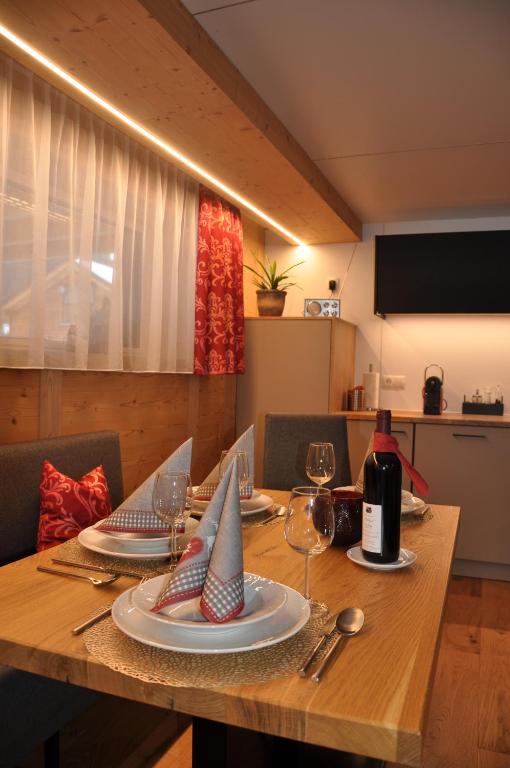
top-left (0, 490), bottom-right (459, 767)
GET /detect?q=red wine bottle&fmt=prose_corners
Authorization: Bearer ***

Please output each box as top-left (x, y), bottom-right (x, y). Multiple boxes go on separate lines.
top-left (361, 410), bottom-right (402, 563)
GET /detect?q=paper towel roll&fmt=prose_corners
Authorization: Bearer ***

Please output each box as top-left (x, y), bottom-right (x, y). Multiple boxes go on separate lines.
top-left (362, 371), bottom-right (380, 410)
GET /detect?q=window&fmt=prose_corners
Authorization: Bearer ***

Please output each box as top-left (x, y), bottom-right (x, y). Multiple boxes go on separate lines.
top-left (0, 53), bottom-right (198, 372)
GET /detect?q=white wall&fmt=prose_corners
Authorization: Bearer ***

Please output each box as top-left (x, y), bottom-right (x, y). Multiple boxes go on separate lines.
top-left (266, 215), bottom-right (510, 413)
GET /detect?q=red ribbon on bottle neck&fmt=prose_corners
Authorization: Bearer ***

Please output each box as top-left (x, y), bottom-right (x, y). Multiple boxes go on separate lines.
top-left (373, 431), bottom-right (429, 497)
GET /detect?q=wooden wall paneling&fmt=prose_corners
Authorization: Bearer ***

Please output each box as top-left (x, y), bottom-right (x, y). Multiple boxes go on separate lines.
top-left (39, 369), bottom-right (62, 438)
top-left (60, 371), bottom-right (191, 496)
top-left (242, 215), bottom-right (265, 318)
top-left (191, 375), bottom-right (236, 483)
top-left (0, 0), bottom-right (361, 244)
top-left (0, 369), bottom-right (40, 443)
top-left (0, 367), bottom-right (236, 496)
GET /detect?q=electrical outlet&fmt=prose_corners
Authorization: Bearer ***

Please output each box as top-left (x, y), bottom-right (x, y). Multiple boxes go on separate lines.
top-left (382, 374), bottom-right (406, 389)
top-left (328, 276), bottom-right (339, 292)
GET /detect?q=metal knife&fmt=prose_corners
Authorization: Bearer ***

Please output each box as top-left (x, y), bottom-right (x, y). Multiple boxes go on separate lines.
top-left (72, 604), bottom-right (113, 635)
top-left (51, 558), bottom-right (153, 579)
top-left (298, 612), bottom-right (339, 677)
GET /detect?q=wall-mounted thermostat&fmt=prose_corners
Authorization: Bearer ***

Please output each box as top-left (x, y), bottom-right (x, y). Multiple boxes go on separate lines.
top-left (304, 299), bottom-right (340, 318)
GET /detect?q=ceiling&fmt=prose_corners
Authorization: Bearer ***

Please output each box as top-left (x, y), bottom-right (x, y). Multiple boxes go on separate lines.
top-left (182, 0), bottom-right (510, 224)
top-left (0, 0), bottom-right (361, 244)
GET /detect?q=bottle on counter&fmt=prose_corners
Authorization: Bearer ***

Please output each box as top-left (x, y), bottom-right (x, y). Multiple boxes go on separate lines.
top-left (361, 409), bottom-right (402, 564)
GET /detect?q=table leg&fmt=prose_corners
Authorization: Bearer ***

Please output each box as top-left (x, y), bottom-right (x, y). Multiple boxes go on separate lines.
top-left (192, 717), bottom-right (385, 768)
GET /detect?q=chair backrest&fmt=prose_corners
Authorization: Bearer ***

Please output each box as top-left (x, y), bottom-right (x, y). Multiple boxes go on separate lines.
top-left (262, 414), bottom-right (352, 491)
top-left (0, 431), bottom-right (123, 565)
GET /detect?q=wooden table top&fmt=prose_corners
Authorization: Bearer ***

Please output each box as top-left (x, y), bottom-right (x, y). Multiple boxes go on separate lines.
top-left (0, 490), bottom-right (459, 767)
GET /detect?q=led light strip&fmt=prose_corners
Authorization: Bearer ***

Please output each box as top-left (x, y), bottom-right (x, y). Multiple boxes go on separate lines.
top-left (0, 22), bottom-right (305, 246)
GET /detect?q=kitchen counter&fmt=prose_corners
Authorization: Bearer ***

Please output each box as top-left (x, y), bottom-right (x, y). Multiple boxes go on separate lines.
top-left (343, 408), bottom-right (510, 582)
top-left (336, 409), bottom-right (510, 428)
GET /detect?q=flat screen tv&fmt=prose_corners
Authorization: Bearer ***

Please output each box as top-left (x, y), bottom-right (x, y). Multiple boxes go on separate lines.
top-left (374, 230), bottom-right (510, 315)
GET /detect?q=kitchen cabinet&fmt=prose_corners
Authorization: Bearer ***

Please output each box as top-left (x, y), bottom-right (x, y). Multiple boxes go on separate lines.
top-left (347, 418), bottom-right (413, 491)
top-left (236, 317), bottom-right (356, 485)
top-left (414, 423), bottom-right (510, 577)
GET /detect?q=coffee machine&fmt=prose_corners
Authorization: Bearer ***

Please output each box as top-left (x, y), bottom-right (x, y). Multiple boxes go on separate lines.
top-left (423, 364), bottom-right (446, 415)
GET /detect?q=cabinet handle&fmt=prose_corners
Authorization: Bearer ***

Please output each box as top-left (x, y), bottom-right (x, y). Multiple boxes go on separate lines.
top-left (391, 430), bottom-right (407, 435)
top-left (452, 433), bottom-right (487, 439)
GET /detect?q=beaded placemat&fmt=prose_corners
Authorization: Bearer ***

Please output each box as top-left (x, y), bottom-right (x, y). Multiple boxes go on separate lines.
top-left (83, 604), bottom-right (328, 689)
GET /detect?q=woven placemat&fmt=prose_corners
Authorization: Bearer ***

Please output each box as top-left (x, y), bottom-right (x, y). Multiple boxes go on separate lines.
top-left (83, 603), bottom-right (329, 688)
top-left (401, 507), bottom-right (433, 526)
top-left (56, 537), bottom-right (170, 578)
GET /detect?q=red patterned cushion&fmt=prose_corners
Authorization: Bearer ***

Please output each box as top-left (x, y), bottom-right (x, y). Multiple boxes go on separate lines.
top-left (37, 460), bottom-right (112, 551)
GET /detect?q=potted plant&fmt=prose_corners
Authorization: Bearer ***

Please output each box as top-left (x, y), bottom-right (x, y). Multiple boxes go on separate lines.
top-left (244, 257), bottom-right (304, 316)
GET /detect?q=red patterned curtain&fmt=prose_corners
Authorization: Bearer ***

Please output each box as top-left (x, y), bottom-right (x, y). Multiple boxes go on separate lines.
top-left (194, 186), bottom-right (245, 375)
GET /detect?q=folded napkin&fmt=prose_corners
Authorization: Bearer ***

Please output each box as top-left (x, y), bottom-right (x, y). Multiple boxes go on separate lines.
top-left (152, 460), bottom-right (244, 623)
top-left (97, 438), bottom-right (192, 534)
top-left (194, 425), bottom-right (254, 501)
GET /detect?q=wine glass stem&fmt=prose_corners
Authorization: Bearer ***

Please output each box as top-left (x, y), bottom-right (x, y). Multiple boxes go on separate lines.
top-left (169, 524), bottom-right (177, 569)
top-left (304, 554), bottom-right (311, 600)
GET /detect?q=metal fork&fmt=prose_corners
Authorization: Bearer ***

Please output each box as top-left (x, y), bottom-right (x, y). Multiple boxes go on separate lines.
top-left (37, 565), bottom-right (120, 586)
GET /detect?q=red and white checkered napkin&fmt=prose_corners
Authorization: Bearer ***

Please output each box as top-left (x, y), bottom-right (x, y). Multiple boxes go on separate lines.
top-left (151, 461), bottom-right (244, 623)
top-left (193, 425), bottom-right (254, 501)
top-left (96, 438), bottom-right (192, 534)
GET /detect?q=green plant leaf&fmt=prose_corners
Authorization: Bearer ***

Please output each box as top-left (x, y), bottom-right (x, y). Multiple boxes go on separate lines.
top-left (243, 256), bottom-right (304, 290)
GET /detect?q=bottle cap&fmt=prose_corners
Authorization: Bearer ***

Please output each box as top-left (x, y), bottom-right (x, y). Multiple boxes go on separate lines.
top-left (376, 409), bottom-right (391, 433)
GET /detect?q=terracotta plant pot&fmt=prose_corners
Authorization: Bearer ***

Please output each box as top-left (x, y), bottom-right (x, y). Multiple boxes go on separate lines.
top-left (256, 290), bottom-right (287, 317)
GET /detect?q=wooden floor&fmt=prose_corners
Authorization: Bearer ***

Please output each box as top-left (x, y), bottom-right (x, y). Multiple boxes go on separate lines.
top-left (16, 576), bottom-right (510, 768)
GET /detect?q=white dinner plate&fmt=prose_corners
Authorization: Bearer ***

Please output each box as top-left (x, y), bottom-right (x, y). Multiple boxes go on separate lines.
top-left (336, 487), bottom-right (425, 515)
top-left (401, 496), bottom-right (426, 515)
top-left (192, 493), bottom-right (273, 518)
top-left (78, 517), bottom-right (199, 560)
top-left (346, 546), bottom-right (417, 571)
top-left (112, 581), bottom-right (310, 653)
top-left (131, 572), bottom-right (287, 631)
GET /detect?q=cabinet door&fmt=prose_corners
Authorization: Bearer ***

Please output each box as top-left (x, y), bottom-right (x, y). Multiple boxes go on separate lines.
top-left (237, 319), bottom-right (332, 485)
top-left (347, 419), bottom-right (413, 491)
top-left (414, 423), bottom-right (510, 564)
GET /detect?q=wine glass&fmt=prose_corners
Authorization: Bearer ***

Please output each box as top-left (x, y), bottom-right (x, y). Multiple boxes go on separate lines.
top-left (219, 450), bottom-right (250, 497)
top-left (284, 486), bottom-right (335, 609)
top-left (152, 471), bottom-right (189, 568)
top-left (306, 442), bottom-right (335, 490)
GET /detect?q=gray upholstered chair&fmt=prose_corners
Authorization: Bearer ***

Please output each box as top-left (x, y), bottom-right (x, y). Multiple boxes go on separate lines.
top-left (0, 431), bottom-right (124, 768)
top-left (262, 414), bottom-right (352, 491)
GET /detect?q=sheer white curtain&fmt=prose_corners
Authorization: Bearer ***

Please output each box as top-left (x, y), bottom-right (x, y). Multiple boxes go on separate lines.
top-left (0, 53), bottom-right (198, 372)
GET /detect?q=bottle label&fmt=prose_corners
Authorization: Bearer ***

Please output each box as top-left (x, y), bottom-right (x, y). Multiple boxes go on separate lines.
top-left (362, 502), bottom-right (382, 554)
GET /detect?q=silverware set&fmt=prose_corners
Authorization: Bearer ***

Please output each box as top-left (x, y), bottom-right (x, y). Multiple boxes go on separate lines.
top-left (37, 560), bottom-right (157, 633)
top-left (299, 607), bottom-right (365, 683)
top-left (257, 505), bottom-right (286, 525)
top-left (37, 565), bottom-right (120, 586)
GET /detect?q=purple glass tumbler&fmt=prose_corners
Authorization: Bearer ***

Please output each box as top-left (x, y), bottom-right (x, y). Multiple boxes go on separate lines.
top-left (331, 489), bottom-right (363, 547)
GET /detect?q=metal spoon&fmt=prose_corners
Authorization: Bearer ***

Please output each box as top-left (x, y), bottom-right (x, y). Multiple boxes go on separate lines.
top-left (311, 607), bottom-right (365, 683)
top-left (37, 565), bottom-right (119, 586)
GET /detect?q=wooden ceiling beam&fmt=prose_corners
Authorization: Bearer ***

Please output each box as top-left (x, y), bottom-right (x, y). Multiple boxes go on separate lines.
top-left (0, 0), bottom-right (361, 244)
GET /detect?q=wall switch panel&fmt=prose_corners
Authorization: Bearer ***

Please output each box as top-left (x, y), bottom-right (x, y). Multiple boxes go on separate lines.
top-left (382, 374), bottom-right (406, 389)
